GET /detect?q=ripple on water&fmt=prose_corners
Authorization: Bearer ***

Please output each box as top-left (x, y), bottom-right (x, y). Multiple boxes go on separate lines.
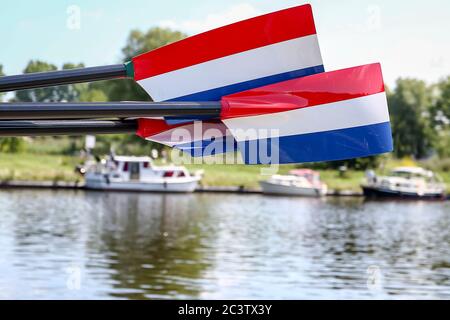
top-left (0, 189), bottom-right (449, 299)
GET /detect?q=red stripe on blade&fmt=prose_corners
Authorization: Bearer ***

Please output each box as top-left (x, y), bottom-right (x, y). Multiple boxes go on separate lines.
top-left (136, 119), bottom-right (184, 138)
top-left (132, 4), bottom-right (316, 80)
top-left (221, 63), bottom-right (385, 119)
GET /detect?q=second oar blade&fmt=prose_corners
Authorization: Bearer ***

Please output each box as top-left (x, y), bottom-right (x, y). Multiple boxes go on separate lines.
top-left (0, 120), bottom-right (137, 136)
top-left (0, 101), bottom-right (221, 120)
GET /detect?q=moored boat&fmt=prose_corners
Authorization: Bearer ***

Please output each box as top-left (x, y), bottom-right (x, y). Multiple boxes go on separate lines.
top-left (362, 167), bottom-right (446, 200)
top-left (259, 169), bottom-right (327, 197)
top-left (83, 155), bottom-right (202, 193)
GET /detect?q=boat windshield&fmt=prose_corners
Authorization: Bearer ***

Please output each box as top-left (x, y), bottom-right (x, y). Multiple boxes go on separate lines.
top-left (389, 169), bottom-right (439, 182)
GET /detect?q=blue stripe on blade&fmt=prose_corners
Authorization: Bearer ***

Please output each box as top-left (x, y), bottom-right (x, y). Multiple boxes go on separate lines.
top-left (174, 136), bottom-right (238, 157)
top-left (238, 122), bottom-right (393, 164)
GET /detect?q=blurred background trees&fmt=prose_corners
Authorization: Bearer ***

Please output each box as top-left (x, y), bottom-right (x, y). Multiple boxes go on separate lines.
top-left (386, 77), bottom-right (450, 162)
top-left (431, 77), bottom-right (450, 158)
top-left (388, 78), bottom-right (435, 159)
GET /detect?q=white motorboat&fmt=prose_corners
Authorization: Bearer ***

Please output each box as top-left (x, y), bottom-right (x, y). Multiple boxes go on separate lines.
top-left (362, 166), bottom-right (446, 200)
top-left (259, 169), bottom-right (328, 197)
top-left (84, 155), bottom-right (202, 192)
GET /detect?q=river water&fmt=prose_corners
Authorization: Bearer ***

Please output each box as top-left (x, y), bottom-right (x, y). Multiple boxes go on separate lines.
top-left (0, 189), bottom-right (449, 299)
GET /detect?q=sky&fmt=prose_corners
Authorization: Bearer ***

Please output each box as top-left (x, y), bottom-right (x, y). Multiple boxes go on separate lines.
top-left (1, 0), bottom-right (449, 87)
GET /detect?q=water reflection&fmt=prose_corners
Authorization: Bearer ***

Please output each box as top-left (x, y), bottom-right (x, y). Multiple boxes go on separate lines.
top-left (0, 190), bottom-right (449, 299)
top-left (82, 192), bottom-right (214, 299)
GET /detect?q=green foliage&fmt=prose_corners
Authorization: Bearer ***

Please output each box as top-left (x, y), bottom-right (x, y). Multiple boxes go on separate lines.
top-left (422, 157), bottom-right (450, 173)
top-left (432, 76), bottom-right (450, 124)
top-left (430, 77), bottom-right (450, 158)
top-left (0, 137), bottom-right (26, 153)
top-left (434, 130), bottom-right (450, 158)
top-left (122, 28), bottom-right (187, 61)
top-left (388, 78), bottom-right (435, 159)
top-left (93, 134), bottom-right (164, 156)
top-left (302, 156), bottom-right (382, 170)
top-left (78, 88), bottom-right (108, 102)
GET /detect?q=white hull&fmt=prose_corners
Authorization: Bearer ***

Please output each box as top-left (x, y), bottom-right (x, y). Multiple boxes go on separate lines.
top-left (259, 181), bottom-right (325, 197)
top-left (85, 176), bottom-right (199, 193)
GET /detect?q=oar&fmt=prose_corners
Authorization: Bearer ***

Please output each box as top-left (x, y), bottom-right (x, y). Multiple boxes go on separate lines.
top-left (138, 63), bottom-right (394, 164)
top-left (0, 120), bottom-right (137, 136)
top-left (0, 65), bottom-right (127, 93)
top-left (0, 4), bottom-right (323, 104)
top-left (0, 101), bottom-right (221, 120)
top-left (0, 64), bottom-right (393, 165)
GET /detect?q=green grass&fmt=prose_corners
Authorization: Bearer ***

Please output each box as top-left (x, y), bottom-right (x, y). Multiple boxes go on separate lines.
top-left (0, 153), bottom-right (81, 182)
top-left (185, 163), bottom-right (366, 191)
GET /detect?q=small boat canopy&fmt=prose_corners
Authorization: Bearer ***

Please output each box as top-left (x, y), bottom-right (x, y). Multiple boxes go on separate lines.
top-left (390, 167), bottom-right (433, 178)
top-left (288, 169), bottom-right (319, 177)
top-left (112, 156), bottom-right (153, 163)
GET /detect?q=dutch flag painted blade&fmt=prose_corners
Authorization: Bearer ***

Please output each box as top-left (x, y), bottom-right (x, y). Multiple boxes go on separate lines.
top-left (132, 4), bottom-right (323, 103)
top-left (137, 63), bottom-right (393, 164)
top-left (133, 3), bottom-right (323, 128)
top-left (136, 119), bottom-right (237, 157)
top-left (221, 63), bottom-right (393, 164)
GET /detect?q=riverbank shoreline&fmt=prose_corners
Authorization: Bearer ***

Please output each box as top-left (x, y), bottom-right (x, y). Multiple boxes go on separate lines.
top-left (0, 153), bottom-right (449, 194)
top-left (0, 179), bottom-right (365, 196)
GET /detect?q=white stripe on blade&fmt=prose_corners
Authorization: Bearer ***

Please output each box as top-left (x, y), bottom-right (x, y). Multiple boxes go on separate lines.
top-left (146, 122), bottom-right (230, 146)
top-left (137, 35), bottom-right (323, 101)
top-left (223, 92), bottom-right (390, 142)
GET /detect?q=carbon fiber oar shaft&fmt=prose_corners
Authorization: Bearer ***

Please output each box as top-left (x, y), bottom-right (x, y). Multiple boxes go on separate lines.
top-left (0, 101), bottom-right (222, 120)
top-left (0, 120), bottom-right (137, 136)
top-left (0, 65), bottom-right (127, 92)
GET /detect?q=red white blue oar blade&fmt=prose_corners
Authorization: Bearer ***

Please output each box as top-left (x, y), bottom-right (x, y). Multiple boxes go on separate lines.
top-left (131, 4), bottom-right (323, 103)
top-left (133, 3), bottom-right (324, 155)
top-left (136, 119), bottom-right (237, 157)
top-left (221, 63), bottom-right (393, 164)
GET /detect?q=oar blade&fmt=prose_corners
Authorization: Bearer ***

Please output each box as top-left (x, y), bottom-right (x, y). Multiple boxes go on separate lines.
top-left (132, 4), bottom-right (324, 156)
top-left (221, 63), bottom-right (393, 164)
top-left (131, 4), bottom-right (324, 103)
top-left (136, 119), bottom-right (237, 157)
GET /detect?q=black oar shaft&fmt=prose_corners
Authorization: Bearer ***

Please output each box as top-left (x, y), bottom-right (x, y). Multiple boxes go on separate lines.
top-left (0, 101), bottom-right (222, 120)
top-left (0, 64), bottom-right (127, 92)
top-left (0, 120), bottom-right (137, 136)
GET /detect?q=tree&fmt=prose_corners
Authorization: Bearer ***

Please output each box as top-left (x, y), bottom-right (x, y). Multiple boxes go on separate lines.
top-left (388, 78), bottom-right (435, 159)
top-left (430, 77), bottom-right (450, 157)
top-left (0, 64), bottom-right (27, 153)
top-left (122, 28), bottom-right (186, 61)
top-left (0, 137), bottom-right (26, 153)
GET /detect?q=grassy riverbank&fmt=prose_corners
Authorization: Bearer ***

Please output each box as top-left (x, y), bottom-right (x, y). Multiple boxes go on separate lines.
top-left (0, 152), bottom-right (449, 192)
top-left (0, 153), bottom-right (80, 182)
top-left (185, 163), bottom-right (366, 190)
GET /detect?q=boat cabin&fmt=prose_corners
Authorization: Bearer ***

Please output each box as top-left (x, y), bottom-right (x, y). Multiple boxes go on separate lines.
top-left (99, 156), bottom-right (191, 181)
